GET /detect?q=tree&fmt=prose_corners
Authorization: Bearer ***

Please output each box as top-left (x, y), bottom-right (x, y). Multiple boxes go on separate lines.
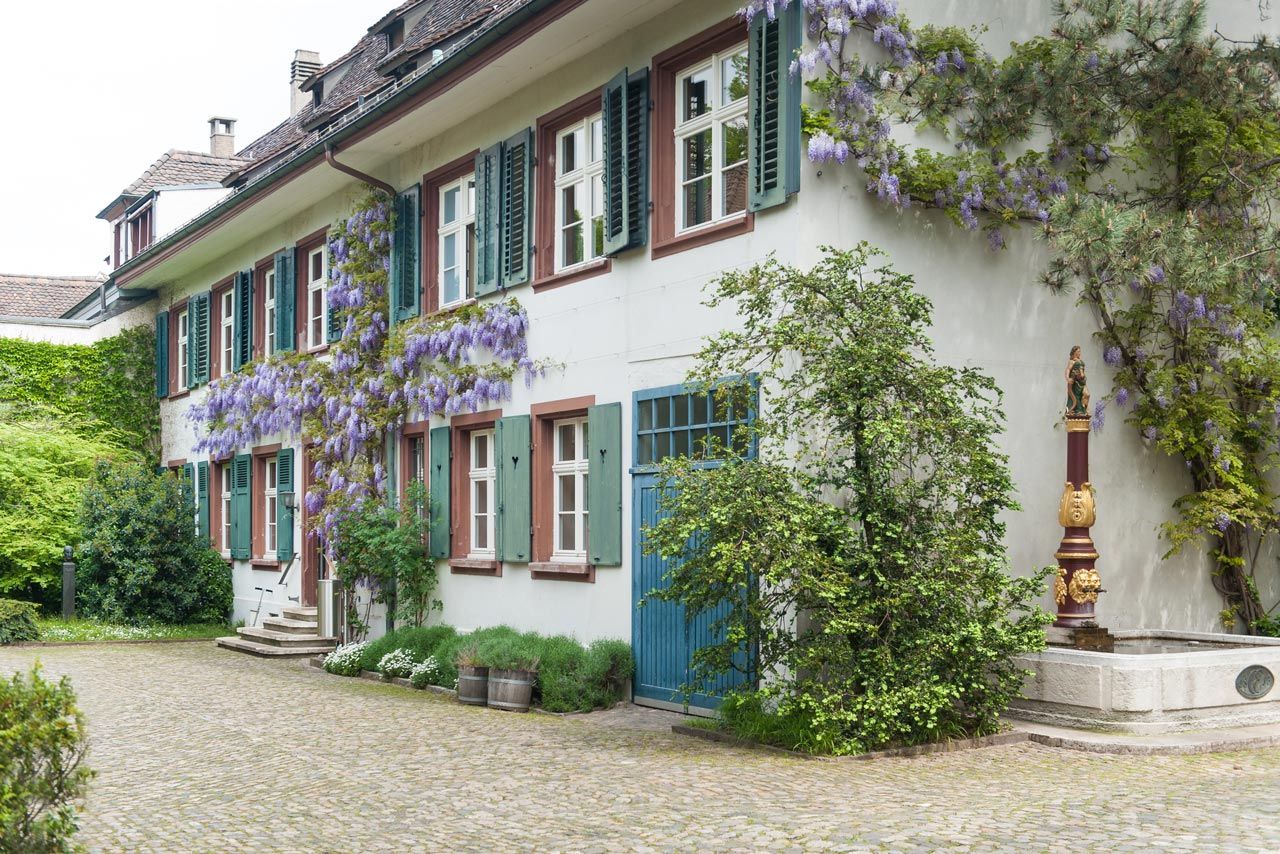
top-left (644, 245), bottom-right (1051, 754)
top-left (77, 461), bottom-right (232, 625)
top-left (748, 0), bottom-right (1280, 631)
top-left (0, 665), bottom-right (93, 853)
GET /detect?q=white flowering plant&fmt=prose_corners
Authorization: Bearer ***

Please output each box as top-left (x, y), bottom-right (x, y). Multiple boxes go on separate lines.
top-left (323, 642), bottom-right (368, 677)
top-left (408, 656), bottom-right (441, 689)
top-left (377, 648), bottom-right (417, 679)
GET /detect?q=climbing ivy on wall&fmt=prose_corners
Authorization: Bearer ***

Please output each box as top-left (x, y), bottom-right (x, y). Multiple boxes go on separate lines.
top-left (0, 326), bottom-right (158, 456)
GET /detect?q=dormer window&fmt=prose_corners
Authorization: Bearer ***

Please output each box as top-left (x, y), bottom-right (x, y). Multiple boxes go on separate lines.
top-left (384, 19), bottom-right (405, 51)
top-left (312, 82), bottom-right (324, 109)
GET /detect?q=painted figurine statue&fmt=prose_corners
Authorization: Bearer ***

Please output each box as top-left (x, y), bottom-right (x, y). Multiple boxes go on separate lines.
top-left (1065, 345), bottom-right (1089, 418)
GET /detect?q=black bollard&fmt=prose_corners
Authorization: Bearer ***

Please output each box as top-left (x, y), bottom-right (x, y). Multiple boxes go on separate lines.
top-left (61, 545), bottom-right (75, 619)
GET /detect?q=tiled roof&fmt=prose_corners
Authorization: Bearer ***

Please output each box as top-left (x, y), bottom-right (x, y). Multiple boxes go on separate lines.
top-left (123, 149), bottom-right (250, 196)
top-left (231, 0), bottom-right (532, 181)
top-left (0, 274), bottom-right (104, 318)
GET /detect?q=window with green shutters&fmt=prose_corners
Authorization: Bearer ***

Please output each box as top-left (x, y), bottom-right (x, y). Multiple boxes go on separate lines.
top-left (748, 2), bottom-right (802, 212)
top-left (276, 448), bottom-right (295, 561)
top-left (229, 453), bottom-right (252, 559)
top-left (428, 426), bottom-right (451, 558)
top-left (196, 461), bottom-right (210, 544)
top-left (188, 291), bottom-right (211, 388)
top-left (274, 249), bottom-right (295, 354)
top-left (586, 402), bottom-right (622, 566)
top-left (392, 186), bottom-right (422, 322)
top-left (495, 415), bottom-right (531, 563)
top-left (602, 67), bottom-right (650, 255)
top-left (232, 270), bottom-right (253, 371)
top-left (154, 311), bottom-right (169, 398)
top-left (474, 128), bottom-right (534, 295)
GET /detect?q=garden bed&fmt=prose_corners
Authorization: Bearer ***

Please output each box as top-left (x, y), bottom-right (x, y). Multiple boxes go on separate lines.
top-left (7, 619), bottom-right (233, 646)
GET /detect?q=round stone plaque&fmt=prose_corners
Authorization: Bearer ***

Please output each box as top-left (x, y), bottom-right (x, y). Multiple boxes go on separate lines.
top-left (1236, 665), bottom-right (1275, 700)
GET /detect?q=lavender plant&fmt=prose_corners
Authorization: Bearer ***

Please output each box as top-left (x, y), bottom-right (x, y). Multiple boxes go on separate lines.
top-left (749, 0), bottom-right (1280, 630)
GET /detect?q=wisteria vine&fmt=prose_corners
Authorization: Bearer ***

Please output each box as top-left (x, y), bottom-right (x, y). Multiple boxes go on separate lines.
top-left (189, 188), bottom-right (543, 543)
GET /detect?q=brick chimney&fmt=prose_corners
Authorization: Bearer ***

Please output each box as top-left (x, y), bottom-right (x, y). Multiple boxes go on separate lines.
top-left (291, 49), bottom-right (322, 116)
top-left (208, 117), bottom-right (236, 158)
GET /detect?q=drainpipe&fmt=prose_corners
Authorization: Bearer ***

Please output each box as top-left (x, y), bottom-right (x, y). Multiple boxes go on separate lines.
top-left (324, 144), bottom-right (396, 196)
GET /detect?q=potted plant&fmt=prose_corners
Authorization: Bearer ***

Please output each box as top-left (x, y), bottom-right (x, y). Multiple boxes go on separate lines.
top-left (484, 636), bottom-right (540, 713)
top-left (455, 645), bottom-right (489, 706)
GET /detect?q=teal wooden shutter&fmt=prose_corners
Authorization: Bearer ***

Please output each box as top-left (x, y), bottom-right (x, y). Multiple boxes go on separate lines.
top-left (500, 128), bottom-right (533, 287)
top-left (230, 453), bottom-right (252, 559)
top-left (495, 415), bottom-right (531, 563)
top-left (474, 143), bottom-right (502, 296)
top-left (196, 461), bottom-right (210, 544)
top-left (232, 270), bottom-right (253, 370)
top-left (587, 402), bottom-right (622, 566)
top-left (428, 426), bottom-right (451, 558)
top-left (274, 249), bottom-right (295, 353)
top-left (602, 68), bottom-right (650, 255)
top-left (276, 448), bottom-right (295, 560)
top-left (189, 291), bottom-right (211, 387)
top-left (392, 186), bottom-right (422, 322)
top-left (154, 311), bottom-right (169, 397)
top-left (748, 2), bottom-right (802, 212)
top-left (182, 462), bottom-right (195, 509)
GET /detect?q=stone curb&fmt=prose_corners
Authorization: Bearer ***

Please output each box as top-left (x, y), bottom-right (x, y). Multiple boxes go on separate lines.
top-left (10, 636), bottom-right (219, 648)
top-left (1018, 727), bottom-right (1280, 756)
top-left (670, 725), bottom-right (1029, 761)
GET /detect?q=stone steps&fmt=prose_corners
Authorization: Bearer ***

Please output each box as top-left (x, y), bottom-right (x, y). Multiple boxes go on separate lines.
top-left (217, 606), bottom-right (336, 658)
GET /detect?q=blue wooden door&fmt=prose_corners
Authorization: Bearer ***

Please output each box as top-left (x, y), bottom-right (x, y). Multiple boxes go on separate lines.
top-left (631, 382), bottom-right (755, 712)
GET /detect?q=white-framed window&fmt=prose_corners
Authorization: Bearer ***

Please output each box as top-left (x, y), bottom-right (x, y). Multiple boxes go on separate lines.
top-left (469, 429), bottom-right (495, 557)
top-left (555, 115), bottom-right (606, 271)
top-left (264, 457), bottom-right (278, 556)
top-left (221, 463), bottom-right (232, 555)
top-left (552, 417), bottom-right (590, 560)
top-left (264, 266), bottom-right (277, 355)
top-left (306, 246), bottom-right (327, 349)
top-left (220, 290), bottom-right (234, 374)
top-left (176, 309), bottom-right (189, 392)
top-left (675, 44), bottom-right (749, 232)
top-left (439, 175), bottom-right (476, 308)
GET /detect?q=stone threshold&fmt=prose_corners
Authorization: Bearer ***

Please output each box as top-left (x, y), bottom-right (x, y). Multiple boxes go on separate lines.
top-left (670, 724), bottom-right (1029, 761)
top-left (1013, 720), bottom-right (1280, 755)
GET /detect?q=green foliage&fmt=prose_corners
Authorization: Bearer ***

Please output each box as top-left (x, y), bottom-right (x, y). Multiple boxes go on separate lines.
top-left (478, 633), bottom-right (543, 672)
top-left (0, 327), bottom-right (158, 457)
top-left (644, 246), bottom-right (1051, 754)
top-left (357, 624), bottom-right (457, 673)
top-left (77, 461), bottom-right (232, 626)
top-left (1254, 612), bottom-right (1280, 638)
top-left (33, 619), bottom-right (228, 642)
top-left (0, 665), bottom-right (93, 852)
top-left (0, 599), bottom-right (39, 645)
top-left (0, 419), bottom-right (137, 598)
top-left (332, 483), bottom-right (440, 639)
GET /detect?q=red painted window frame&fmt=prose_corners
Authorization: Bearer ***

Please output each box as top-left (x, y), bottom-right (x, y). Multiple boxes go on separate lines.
top-left (530, 395), bottom-right (597, 583)
top-left (448, 408), bottom-right (502, 576)
top-left (422, 151), bottom-right (480, 316)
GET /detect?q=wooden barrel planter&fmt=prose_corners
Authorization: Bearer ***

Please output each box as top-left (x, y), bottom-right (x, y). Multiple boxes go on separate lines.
top-left (486, 668), bottom-right (535, 712)
top-left (457, 665), bottom-right (489, 705)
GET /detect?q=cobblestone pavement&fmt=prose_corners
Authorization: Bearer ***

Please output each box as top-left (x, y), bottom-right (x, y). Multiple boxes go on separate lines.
top-left (3, 642), bottom-right (1279, 853)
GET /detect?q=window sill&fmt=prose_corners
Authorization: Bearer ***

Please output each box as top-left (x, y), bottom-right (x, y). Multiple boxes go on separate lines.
top-left (530, 561), bottom-right (595, 583)
top-left (532, 259), bottom-right (611, 293)
top-left (652, 213), bottom-right (754, 260)
top-left (430, 298), bottom-right (478, 318)
top-left (305, 343), bottom-right (331, 356)
top-left (167, 390), bottom-right (192, 402)
top-left (250, 559), bottom-right (281, 570)
top-left (449, 558), bottom-right (501, 577)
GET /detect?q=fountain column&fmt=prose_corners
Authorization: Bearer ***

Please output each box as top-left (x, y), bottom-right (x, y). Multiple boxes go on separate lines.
top-left (1054, 415), bottom-right (1102, 627)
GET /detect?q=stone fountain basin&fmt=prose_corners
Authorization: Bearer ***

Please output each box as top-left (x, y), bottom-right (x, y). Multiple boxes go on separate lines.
top-left (1009, 630), bottom-right (1280, 734)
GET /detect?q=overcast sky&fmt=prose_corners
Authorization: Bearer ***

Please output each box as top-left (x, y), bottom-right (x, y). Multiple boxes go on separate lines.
top-left (0, 1), bottom-right (386, 276)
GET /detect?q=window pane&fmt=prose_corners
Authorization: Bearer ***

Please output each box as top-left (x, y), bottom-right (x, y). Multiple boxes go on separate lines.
top-left (723, 51), bottom-right (749, 103)
top-left (723, 115), bottom-right (748, 167)
top-left (558, 512), bottom-right (575, 552)
top-left (443, 268), bottom-right (460, 306)
top-left (473, 433), bottom-right (488, 469)
top-left (723, 162), bottom-right (748, 217)
top-left (582, 422), bottom-right (588, 454)
top-left (561, 125), bottom-right (583, 175)
top-left (590, 117), bottom-right (604, 163)
top-left (476, 480), bottom-right (488, 514)
top-left (311, 252), bottom-right (323, 282)
top-left (673, 428), bottom-right (690, 458)
top-left (637, 400), bottom-right (653, 432)
top-left (655, 396), bottom-right (671, 429)
top-left (561, 184), bottom-right (583, 226)
top-left (466, 180), bottom-right (476, 216)
top-left (684, 176), bottom-right (712, 227)
top-left (443, 186), bottom-right (459, 224)
top-left (683, 66), bottom-right (712, 120)
top-left (637, 433), bottom-right (654, 465)
top-left (672, 395), bottom-right (689, 427)
top-left (443, 233), bottom-right (457, 268)
top-left (561, 224), bottom-right (584, 267)
top-left (558, 473), bottom-right (576, 513)
top-left (683, 130), bottom-right (712, 181)
top-left (476, 514), bottom-right (488, 550)
top-left (557, 423), bottom-right (576, 461)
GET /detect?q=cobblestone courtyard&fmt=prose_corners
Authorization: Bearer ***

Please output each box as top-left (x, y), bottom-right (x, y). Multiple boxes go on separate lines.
top-left (3, 642), bottom-right (1280, 852)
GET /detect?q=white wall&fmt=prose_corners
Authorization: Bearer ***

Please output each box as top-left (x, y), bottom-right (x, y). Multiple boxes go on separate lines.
top-left (157, 0), bottom-right (1280, 637)
top-left (0, 300), bottom-right (153, 345)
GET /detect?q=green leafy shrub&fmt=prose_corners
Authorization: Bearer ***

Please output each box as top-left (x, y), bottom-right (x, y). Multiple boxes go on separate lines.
top-left (644, 247), bottom-right (1051, 754)
top-left (478, 632), bottom-right (543, 671)
top-left (377, 649), bottom-right (417, 679)
top-left (77, 461), bottom-right (232, 626)
top-left (0, 599), bottom-right (39, 645)
top-left (434, 626), bottom-right (520, 686)
top-left (356, 625), bottom-right (457, 673)
top-left (0, 419), bottom-right (135, 599)
top-left (409, 657), bottom-right (441, 688)
top-left (323, 642), bottom-right (368, 676)
top-left (535, 636), bottom-right (634, 712)
top-left (0, 665), bottom-right (93, 852)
